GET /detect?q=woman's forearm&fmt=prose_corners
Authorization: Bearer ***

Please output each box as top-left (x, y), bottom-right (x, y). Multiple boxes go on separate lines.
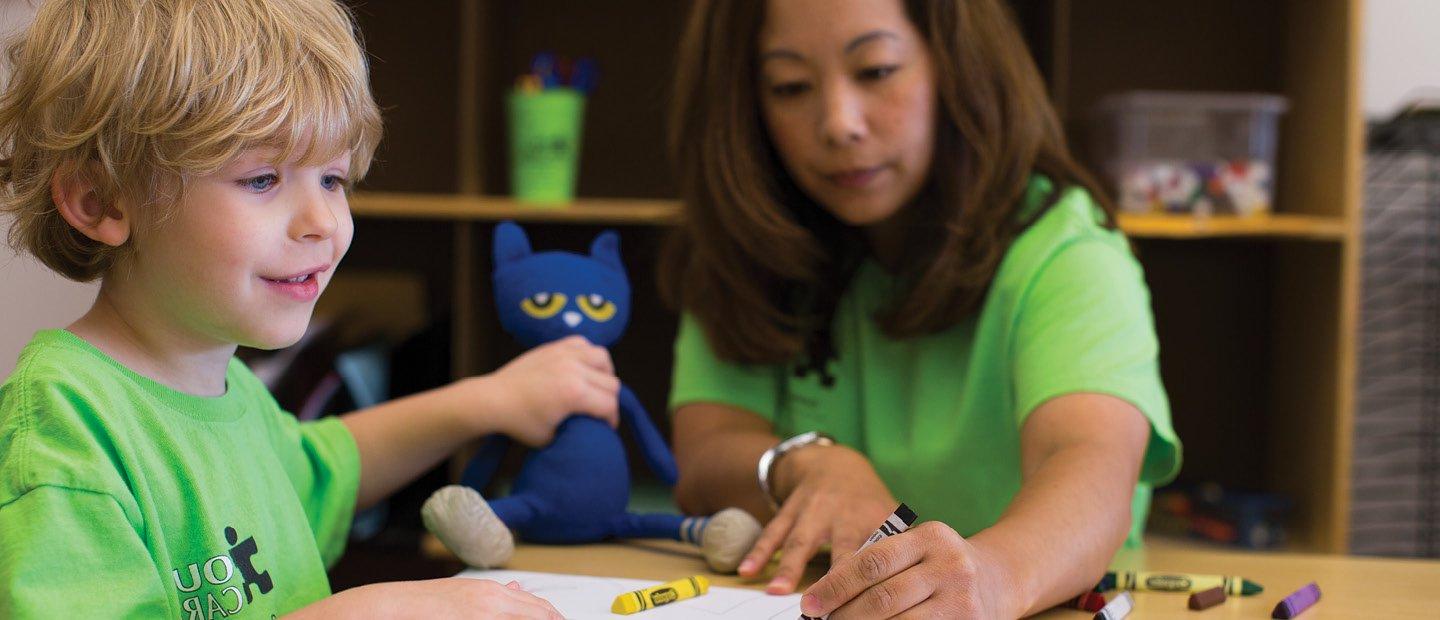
top-left (971, 394), bottom-right (1150, 616)
top-left (970, 444), bottom-right (1138, 616)
top-left (671, 404), bottom-right (780, 518)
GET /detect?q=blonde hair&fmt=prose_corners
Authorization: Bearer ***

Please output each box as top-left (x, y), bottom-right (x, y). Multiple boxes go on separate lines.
top-left (0, 0), bottom-right (383, 281)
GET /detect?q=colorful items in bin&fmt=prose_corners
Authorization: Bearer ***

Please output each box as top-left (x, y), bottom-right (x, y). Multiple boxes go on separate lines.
top-left (509, 53), bottom-right (598, 203)
top-left (516, 52), bottom-right (599, 93)
top-left (1117, 159), bottom-right (1272, 216)
top-left (1091, 90), bottom-right (1288, 217)
top-left (1149, 482), bottom-right (1291, 549)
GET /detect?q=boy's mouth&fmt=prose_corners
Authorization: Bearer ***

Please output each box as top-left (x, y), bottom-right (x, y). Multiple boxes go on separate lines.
top-left (261, 264), bottom-right (329, 283)
top-left (261, 265), bottom-right (329, 302)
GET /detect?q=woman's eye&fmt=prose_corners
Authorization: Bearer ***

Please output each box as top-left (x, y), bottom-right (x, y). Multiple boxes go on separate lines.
top-left (321, 174), bottom-right (348, 191)
top-left (768, 81), bottom-right (811, 98)
top-left (239, 173), bottom-right (279, 192)
top-left (858, 65), bottom-right (899, 81)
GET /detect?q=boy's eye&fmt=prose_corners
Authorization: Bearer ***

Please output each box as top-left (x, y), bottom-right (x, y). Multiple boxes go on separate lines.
top-left (239, 173), bottom-right (279, 192)
top-left (767, 81), bottom-right (811, 98)
top-left (858, 65), bottom-right (899, 81)
top-left (321, 174), bottom-right (348, 191)
top-left (521, 292), bottom-right (567, 319)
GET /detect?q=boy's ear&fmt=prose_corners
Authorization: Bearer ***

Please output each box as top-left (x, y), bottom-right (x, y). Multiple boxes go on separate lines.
top-left (51, 164), bottom-right (129, 247)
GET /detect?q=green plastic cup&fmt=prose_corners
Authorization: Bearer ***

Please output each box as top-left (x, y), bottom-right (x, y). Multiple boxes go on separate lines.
top-left (508, 88), bottom-right (585, 204)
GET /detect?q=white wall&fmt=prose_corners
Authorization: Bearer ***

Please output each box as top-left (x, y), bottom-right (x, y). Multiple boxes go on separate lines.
top-left (1362, 0), bottom-right (1440, 119)
top-left (0, 2), bottom-right (97, 380)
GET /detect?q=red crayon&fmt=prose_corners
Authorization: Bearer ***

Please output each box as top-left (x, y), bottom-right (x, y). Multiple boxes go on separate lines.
top-left (1063, 592), bottom-right (1107, 612)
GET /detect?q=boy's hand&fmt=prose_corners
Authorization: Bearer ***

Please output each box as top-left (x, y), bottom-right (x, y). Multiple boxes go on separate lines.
top-left (483, 335), bottom-right (621, 446)
top-left (290, 578), bottom-right (563, 619)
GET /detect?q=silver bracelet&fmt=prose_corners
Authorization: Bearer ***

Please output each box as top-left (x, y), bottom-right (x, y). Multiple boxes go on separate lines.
top-left (756, 431), bottom-right (836, 510)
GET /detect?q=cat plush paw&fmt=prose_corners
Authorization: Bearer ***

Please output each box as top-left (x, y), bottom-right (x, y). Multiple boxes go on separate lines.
top-left (422, 485), bottom-right (515, 569)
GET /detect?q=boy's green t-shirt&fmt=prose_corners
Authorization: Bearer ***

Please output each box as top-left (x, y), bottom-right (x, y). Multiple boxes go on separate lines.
top-left (670, 179), bottom-right (1182, 546)
top-left (0, 330), bottom-right (360, 618)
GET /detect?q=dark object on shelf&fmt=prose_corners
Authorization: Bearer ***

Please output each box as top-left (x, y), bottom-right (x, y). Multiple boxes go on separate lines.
top-left (1151, 483), bottom-right (1290, 549)
top-left (1353, 102), bottom-right (1440, 557)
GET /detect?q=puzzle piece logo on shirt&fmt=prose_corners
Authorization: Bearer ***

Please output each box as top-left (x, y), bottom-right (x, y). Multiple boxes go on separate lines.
top-left (168, 526), bottom-right (274, 618)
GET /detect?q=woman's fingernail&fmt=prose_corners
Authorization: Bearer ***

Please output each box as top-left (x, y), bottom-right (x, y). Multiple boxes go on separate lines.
top-left (801, 594), bottom-right (821, 615)
top-left (767, 577), bottom-right (790, 592)
top-left (738, 559), bottom-right (755, 574)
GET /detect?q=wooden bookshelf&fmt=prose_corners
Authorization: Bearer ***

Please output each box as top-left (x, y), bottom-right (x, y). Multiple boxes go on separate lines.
top-left (353, 192), bottom-right (1350, 241)
top-left (343, 0), bottom-right (1364, 554)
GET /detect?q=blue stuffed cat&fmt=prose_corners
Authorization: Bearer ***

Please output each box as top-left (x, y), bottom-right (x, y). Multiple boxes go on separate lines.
top-left (422, 222), bottom-right (759, 572)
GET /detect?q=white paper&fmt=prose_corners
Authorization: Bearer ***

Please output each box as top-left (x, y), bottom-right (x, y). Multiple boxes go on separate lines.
top-left (458, 569), bottom-right (803, 619)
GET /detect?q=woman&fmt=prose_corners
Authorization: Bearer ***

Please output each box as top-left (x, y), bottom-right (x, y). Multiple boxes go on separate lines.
top-left (660, 0), bottom-right (1182, 617)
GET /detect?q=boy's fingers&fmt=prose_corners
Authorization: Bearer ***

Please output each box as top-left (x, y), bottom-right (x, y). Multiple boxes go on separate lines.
top-left (585, 371), bottom-right (621, 395)
top-left (579, 387), bottom-right (619, 420)
top-left (581, 343), bottom-right (615, 374)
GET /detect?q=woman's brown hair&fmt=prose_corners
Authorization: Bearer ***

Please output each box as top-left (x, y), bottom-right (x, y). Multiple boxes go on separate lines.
top-left (661, 0), bottom-right (1115, 365)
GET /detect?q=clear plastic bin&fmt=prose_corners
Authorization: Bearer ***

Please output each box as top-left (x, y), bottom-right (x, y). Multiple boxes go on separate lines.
top-left (1091, 91), bottom-right (1288, 216)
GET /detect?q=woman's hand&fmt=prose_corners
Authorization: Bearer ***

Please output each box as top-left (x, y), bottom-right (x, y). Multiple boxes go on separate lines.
top-left (737, 445), bottom-right (898, 594)
top-left (798, 522), bottom-right (1021, 619)
top-left (480, 335), bottom-right (620, 446)
top-left (289, 578), bottom-right (563, 619)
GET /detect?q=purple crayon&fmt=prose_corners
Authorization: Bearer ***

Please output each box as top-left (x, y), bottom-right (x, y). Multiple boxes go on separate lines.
top-left (1271, 582), bottom-right (1321, 618)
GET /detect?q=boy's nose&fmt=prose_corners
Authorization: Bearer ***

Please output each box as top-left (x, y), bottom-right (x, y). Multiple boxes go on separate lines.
top-left (293, 193), bottom-right (340, 241)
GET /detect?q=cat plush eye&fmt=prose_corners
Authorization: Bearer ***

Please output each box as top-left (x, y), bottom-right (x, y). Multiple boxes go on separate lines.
top-left (578, 294), bottom-right (617, 321)
top-left (521, 292), bottom-right (568, 319)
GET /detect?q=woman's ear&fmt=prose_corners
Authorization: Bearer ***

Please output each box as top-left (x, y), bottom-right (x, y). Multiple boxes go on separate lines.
top-left (51, 163), bottom-right (129, 247)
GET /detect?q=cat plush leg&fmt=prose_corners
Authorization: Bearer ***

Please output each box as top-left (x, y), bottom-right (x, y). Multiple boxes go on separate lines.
top-left (609, 509), bottom-right (763, 573)
top-left (421, 485), bottom-right (514, 568)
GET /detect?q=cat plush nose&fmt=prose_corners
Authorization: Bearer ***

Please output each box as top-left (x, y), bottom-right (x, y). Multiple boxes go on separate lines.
top-left (563, 311), bottom-right (582, 328)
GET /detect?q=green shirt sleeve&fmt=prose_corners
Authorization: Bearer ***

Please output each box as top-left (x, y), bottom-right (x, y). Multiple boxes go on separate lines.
top-left (668, 313), bottom-right (784, 420)
top-left (1012, 238), bottom-right (1182, 486)
top-left (0, 486), bottom-right (170, 617)
top-left (275, 415), bottom-right (360, 568)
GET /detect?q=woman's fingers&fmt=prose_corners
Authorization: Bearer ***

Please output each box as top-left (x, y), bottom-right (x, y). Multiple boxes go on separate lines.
top-left (767, 508), bottom-right (829, 594)
top-left (801, 535), bottom-right (923, 618)
top-left (827, 565), bottom-right (933, 620)
top-left (739, 500), bottom-right (798, 578)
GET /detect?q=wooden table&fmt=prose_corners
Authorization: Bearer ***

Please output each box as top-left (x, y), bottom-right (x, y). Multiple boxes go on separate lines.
top-left (494, 537), bottom-right (1440, 618)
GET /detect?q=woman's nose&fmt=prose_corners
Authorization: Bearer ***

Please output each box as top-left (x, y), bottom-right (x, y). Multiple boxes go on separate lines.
top-left (818, 83), bottom-right (867, 147)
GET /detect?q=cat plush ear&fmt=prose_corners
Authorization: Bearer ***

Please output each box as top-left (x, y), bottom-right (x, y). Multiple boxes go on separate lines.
top-left (589, 229), bottom-right (623, 272)
top-left (493, 221), bottom-right (532, 266)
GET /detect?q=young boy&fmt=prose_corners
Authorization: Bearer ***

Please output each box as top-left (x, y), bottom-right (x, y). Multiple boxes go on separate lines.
top-left (0, 1), bottom-right (612, 617)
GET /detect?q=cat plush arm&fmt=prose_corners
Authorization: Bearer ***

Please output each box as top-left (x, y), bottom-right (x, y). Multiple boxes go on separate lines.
top-left (618, 384), bottom-right (679, 486)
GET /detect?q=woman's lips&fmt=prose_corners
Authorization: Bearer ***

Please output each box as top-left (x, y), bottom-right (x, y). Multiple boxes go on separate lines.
top-left (826, 166), bottom-right (887, 189)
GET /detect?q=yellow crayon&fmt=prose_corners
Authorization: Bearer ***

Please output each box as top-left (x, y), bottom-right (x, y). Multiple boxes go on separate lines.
top-left (610, 575), bottom-right (710, 614)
